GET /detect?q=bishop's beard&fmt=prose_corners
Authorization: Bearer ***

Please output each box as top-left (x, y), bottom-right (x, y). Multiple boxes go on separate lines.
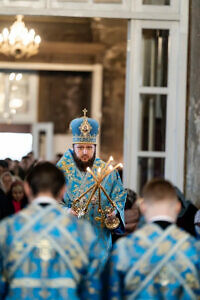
top-left (72, 148), bottom-right (96, 172)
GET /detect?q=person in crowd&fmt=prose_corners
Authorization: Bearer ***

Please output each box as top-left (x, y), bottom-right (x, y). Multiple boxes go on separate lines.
top-left (133, 185), bottom-right (199, 237)
top-left (0, 171), bottom-right (14, 194)
top-left (175, 186), bottom-right (198, 237)
top-left (5, 157), bottom-right (13, 171)
top-left (27, 151), bottom-right (37, 169)
top-left (0, 194), bottom-right (8, 221)
top-left (194, 209), bottom-right (200, 239)
top-left (0, 160), bottom-right (8, 178)
top-left (54, 153), bottom-right (63, 165)
top-left (5, 180), bottom-right (28, 217)
top-left (123, 188), bottom-right (140, 235)
top-left (0, 161), bottom-right (9, 221)
top-left (105, 178), bottom-right (200, 299)
top-left (10, 160), bottom-right (26, 180)
top-left (112, 188), bottom-right (140, 243)
top-left (0, 162), bottom-right (106, 299)
top-left (20, 155), bottom-right (32, 176)
top-left (27, 151), bottom-right (35, 162)
top-left (57, 108), bottom-right (126, 252)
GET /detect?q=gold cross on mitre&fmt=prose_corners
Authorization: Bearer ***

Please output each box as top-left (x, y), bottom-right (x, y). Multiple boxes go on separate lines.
top-left (79, 108), bottom-right (91, 136)
top-left (82, 108), bottom-right (88, 118)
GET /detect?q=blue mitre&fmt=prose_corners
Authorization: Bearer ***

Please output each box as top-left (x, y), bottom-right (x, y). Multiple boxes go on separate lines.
top-left (70, 109), bottom-right (99, 144)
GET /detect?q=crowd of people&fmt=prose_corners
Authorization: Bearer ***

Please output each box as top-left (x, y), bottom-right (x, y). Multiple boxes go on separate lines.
top-left (0, 109), bottom-right (200, 299)
top-left (0, 151), bottom-right (40, 220)
top-left (0, 151), bottom-right (62, 221)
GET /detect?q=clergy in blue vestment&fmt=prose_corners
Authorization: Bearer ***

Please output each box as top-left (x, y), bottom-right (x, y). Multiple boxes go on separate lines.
top-left (0, 162), bottom-right (106, 300)
top-left (105, 179), bottom-right (200, 300)
top-left (57, 109), bottom-right (126, 252)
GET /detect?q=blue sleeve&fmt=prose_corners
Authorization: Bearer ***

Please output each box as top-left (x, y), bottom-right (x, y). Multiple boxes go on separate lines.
top-left (109, 171), bottom-right (126, 234)
top-left (103, 244), bottom-right (124, 300)
top-left (78, 223), bottom-right (107, 300)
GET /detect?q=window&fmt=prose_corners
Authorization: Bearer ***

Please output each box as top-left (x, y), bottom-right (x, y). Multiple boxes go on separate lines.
top-left (0, 70), bottom-right (38, 123)
top-left (0, 132), bottom-right (32, 160)
top-left (142, 29), bottom-right (169, 87)
top-left (124, 17), bottom-right (187, 193)
top-left (143, 0), bottom-right (170, 5)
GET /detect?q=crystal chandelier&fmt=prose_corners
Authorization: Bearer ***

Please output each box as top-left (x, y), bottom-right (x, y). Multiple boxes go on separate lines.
top-left (0, 15), bottom-right (41, 59)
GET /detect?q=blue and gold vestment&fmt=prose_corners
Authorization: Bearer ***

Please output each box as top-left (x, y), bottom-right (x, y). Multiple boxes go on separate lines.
top-left (57, 149), bottom-right (126, 251)
top-left (106, 223), bottom-right (200, 300)
top-left (0, 199), bottom-right (106, 299)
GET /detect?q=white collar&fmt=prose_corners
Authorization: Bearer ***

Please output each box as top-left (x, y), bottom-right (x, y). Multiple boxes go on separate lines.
top-left (149, 215), bottom-right (175, 223)
top-left (33, 196), bottom-right (57, 205)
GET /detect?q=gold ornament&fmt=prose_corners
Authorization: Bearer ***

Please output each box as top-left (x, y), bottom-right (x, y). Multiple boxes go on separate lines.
top-left (37, 239), bottom-right (53, 261)
top-left (72, 156), bottom-right (123, 229)
top-left (79, 108), bottom-right (92, 137)
top-left (104, 206), bottom-right (120, 230)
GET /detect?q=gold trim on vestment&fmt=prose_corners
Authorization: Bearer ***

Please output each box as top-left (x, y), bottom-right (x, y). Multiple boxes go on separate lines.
top-left (11, 278), bottom-right (76, 288)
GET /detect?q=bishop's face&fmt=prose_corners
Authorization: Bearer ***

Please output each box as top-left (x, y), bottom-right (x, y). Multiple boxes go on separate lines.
top-left (73, 144), bottom-right (96, 163)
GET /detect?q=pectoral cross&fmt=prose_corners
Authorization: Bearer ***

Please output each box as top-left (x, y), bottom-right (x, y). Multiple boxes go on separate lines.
top-left (83, 108), bottom-right (88, 117)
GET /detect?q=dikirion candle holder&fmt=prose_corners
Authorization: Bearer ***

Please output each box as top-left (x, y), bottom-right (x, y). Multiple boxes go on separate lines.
top-left (71, 156), bottom-right (123, 230)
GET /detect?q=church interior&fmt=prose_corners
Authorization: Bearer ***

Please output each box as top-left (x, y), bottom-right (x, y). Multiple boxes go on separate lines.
top-left (0, 2), bottom-right (200, 297)
top-left (0, 0), bottom-right (199, 207)
top-left (0, 15), bottom-right (127, 162)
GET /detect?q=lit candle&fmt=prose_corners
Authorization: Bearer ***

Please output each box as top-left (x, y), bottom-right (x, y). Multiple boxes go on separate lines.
top-left (107, 156), bottom-right (113, 166)
top-left (103, 156), bottom-right (113, 173)
top-left (87, 167), bottom-right (98, 182)
top-left (97, 167), bottom-right (102, 180)
top-left (72, 158), bottom-right (123, 220)
top-left (101, 163), bottom-right (123, 181)
top-left (112, 163), bottom-right (123, 171)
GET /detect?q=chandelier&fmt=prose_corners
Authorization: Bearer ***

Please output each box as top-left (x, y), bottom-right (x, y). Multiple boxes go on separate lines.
top-left (0, 15), bottom-right (41, 59)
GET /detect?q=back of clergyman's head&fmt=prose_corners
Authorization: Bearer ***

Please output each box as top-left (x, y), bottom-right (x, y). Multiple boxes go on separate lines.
top-left (142, 178), bottom-right (177, 203)
top-left (26, 162), bottom-right (65, 197)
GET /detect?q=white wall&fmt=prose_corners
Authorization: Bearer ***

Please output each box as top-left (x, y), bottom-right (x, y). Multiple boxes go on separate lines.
top-left (54, 134), bottom-right (73, 156)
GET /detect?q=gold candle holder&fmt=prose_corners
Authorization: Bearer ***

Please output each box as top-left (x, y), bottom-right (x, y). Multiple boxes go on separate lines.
top-left (72, 156), bottom-right (123, 229)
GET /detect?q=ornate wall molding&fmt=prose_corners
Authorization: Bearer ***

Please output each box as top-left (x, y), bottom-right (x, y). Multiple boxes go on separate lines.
top-left (0, 0), bottom-right (130, 16)
top-left (0, 0), bottom-right (180, 20)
